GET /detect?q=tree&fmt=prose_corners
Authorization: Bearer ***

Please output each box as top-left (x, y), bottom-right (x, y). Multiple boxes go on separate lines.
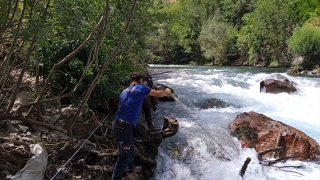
top-left (237, 0), bottom-right (295, 66)
top-left (290, 0), bottom-right (320, 24)
top-left (0, 0), bottom-right (151, 137)
top-left (198, 11), bottom-right (237, 65)
top-left (288, 16), bottom-right (320, 69)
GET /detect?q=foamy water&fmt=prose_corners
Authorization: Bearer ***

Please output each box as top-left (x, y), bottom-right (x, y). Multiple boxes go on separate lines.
top-left (148, 65), bottom-right (320, 180)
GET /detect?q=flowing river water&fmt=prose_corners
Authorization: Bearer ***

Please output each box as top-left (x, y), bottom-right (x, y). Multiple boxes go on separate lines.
top-left (147, 65), bottom-right (320, 180)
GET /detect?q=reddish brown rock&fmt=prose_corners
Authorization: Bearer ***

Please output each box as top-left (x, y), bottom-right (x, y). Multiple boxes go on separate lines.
top-left (260, 79), bottom-right (297, 93)
top-left (228, 111), bottom-right (319, 160)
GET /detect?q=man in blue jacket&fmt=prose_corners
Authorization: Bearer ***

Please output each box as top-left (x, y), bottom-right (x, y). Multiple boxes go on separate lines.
top-left (112, 72), bottom-right (171, 180)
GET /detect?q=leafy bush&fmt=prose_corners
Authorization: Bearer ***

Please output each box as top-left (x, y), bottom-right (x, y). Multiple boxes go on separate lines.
top-left (237, 0), bottom-right (294, 66)
top-left (198, 12), bottom-right (238, 66)
top-left (288, 21), bottom-right (320, 68)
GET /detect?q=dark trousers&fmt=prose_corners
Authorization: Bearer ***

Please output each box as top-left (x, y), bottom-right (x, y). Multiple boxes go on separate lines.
top-left (112, 119), bottom-right (134, 180)
top-left (142, 97), bottom-right (152, 128)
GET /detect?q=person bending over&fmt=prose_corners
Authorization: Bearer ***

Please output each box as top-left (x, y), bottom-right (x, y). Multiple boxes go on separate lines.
top-left (133, 74), bottom-right (159, 142)
top-left (111, 71), bottom-right (171, 180)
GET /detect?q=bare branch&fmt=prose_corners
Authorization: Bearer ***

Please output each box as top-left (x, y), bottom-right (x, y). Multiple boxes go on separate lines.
top-left (94, 0), bottom-right (110, 72)
top-left (27, 13), bottom-right (105, 115)
top-left (0, 0), bottom-right (19, 38)
top-left (67, 0), bottom-right (139, 137)
top-left (6, 35), bottom-right (37, 114)
top-left (0, 114), bottom-right (67, 134)
top-left (0, 0), bottom-right (26, 74)
top-left (258, 147), bottom-right (283, 161)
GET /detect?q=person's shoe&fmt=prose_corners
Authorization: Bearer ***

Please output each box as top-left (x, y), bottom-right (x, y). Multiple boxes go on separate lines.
top-left (134, 136), bottom-right (142, 142)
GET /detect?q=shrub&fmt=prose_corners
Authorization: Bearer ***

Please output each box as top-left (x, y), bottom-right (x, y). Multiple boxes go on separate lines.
top-left (288, 21), bottom-right (320, 68)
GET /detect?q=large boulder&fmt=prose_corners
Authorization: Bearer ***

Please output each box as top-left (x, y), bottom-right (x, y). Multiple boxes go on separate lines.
top-left (196, 98), bottom-right (229, 109)
top-left (61, 106), bottom-right (99, 139)
top-left (228, 111), bottom-right (319, 161)
top-left (153, 84), bottom-right (176, 102)
top-left (260, 79), bottom-right (297, 93)
top-left (272, 74), bottom-right (297, 85)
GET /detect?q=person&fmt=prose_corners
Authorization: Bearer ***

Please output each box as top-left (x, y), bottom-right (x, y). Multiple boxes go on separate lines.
top-left (112, 71), bottom-right (172, 180)
top-left (133, 74), bottom-right (159, 142)
top-left (132, 96), bottom-right (155, 142)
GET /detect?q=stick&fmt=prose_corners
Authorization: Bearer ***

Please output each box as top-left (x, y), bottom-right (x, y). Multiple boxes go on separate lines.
top-left (258, 147), bottom-right (283, 160)
top-left (239, 157), bottom-right (251, 177)
top-left (273, 133), bottom-right (282, 158)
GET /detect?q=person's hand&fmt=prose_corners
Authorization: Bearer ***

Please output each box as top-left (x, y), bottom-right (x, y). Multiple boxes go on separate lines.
top-left (165, 88), bottom-right (171, 94)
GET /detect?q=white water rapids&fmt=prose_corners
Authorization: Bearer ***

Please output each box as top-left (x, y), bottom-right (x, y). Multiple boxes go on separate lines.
top-left (147, 65), bottom-right (320, 180)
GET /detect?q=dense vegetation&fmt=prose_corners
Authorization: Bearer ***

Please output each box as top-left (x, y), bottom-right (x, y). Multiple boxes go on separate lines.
top-left (150, 0), bottom-right (320, 68)
top-left (1, 0), bottom-right (320, 134)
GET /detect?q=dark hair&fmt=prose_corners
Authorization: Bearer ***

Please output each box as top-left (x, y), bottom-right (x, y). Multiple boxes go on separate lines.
top-left (130, 71), bottom-right (144, 82)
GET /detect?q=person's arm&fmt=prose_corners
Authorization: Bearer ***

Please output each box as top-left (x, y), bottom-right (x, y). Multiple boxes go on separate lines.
top-left (148, 88), bottom-right (171, 97)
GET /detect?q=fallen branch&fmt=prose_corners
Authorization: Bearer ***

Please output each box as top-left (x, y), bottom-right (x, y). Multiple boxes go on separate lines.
top-left (276, 165), bottom-right (303, 169)
top-left (0, 114), bottom-right (67, 134)
top-left (76, 159), bottom-right (103, 171)
top-left (276, 169), bottom-right (304, 176)
top-left (266, 155), bottom-right (300, 166)
top-left (258, 147), bottom-right (283, 160)
top-left (86, 150), bottom-right (117, 158)
top-left (239, 157), bottom-right (251, 177)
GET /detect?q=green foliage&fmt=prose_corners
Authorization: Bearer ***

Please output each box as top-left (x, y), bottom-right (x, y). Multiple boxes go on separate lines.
top-left (288, 25), bottom-right (320, 56)
top-left (48, 0), bottom-right (105, 40)
top-left (287, 18), bottom-right (320, 68)
top-left (217, 0), bottom-right (255, 27)
top-left (199, 11), bottom-right (238, 65)
top-left (26, 0), bottom-right (157, 108)
top-left (237, 0), bottom-right (294, 65)
top-left (292, 0), bottom-right (320, 24)
top-left (30, 37), bottom-right (137, 107)
top-left (145, 0), bottom-right (209, 64)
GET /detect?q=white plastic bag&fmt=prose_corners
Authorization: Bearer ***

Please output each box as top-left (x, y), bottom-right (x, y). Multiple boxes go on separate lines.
top-left (8, 143), bottom-right (48, 180)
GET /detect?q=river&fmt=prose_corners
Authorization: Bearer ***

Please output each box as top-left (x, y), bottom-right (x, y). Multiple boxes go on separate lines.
top-left (147, 65), bottom-right (320, 180)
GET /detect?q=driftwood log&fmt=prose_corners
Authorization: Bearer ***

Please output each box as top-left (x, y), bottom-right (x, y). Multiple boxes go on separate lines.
top-left (239, 157), bottom-right (251, 177)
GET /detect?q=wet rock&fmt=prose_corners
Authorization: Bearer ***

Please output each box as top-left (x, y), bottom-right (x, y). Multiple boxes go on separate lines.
top-left (197, 98), bottom-right (229, 109)
top-left (273, 74), bottom-right (290, 83)
top-left (260, 79), bottom-right (297, 94)
top-left (272, 74), bottom-right (297, 85)
top-left (132, 116), bottom-right (179, 177)
top-left (228, 111), bottom-right (319, 161)
top-left (154, 84), bottom-right (176, 102)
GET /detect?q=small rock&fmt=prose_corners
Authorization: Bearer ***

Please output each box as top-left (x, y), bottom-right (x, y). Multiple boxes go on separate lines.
top-left (6, 126), bottom-right (18, 134)
top-left (48, 131), bottom-right (72, 142)
top-left (18, 124), bottom-right (28, 133)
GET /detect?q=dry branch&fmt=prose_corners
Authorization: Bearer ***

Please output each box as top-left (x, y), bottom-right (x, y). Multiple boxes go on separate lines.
top-left (66, 0), bottom-right (139, 137)
top-left (0, 114), bottom-right (66, 134)
top-left (239, 157), bottom-right (251, 177)
top-left (258, 147), bottom-right (283, 161)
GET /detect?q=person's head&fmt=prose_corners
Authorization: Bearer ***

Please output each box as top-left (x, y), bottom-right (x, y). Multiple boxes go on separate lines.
top-left (144, 74), bottom-right (153, 87)
top-left (130, 71), bottom-right (144, 83)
